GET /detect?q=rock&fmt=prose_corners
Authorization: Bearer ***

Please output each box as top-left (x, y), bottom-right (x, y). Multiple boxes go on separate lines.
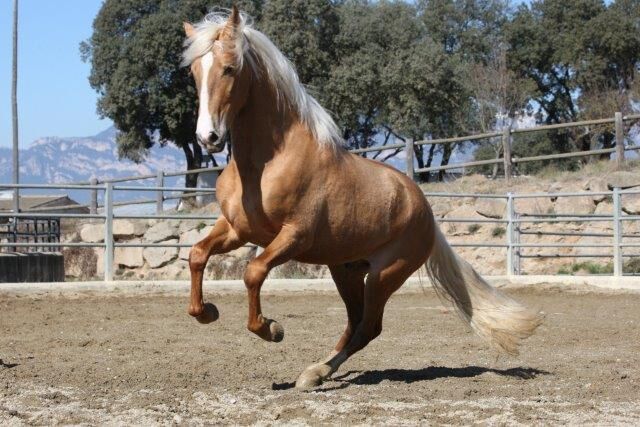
top-left (113, 220), bottom-right (147, 238)
top-left (594, 201), bottom-right (614, 215)
top-left (622, 194), bottom-right (640, 215)
top-left (514, 197), bottom-right (554, 216)
top-left (429, 201), bottom-right (452, 217)
top-left (147, 259), bottom-right (191, 280)
top-left (607, 171), bottom-right (640, 189)
top-left (475, 199), bottom-right (506, 219)
top-left (554, 196), bottom-right (595, 215)
top-left (443, 205), bottom-right (485, 236)
top-left (143, 240), bottom-right (179, 268)
top-left (80, 223), bottom-right (104, 243)
top-left (178, 226), bottom-right (213, 260)
top-left (143, 221), bottom-right (178, 243)
top-left (228, 246), bottom-right (256, 260)
top-left (114, 241), bottom-right (144, 268)
top-left (95, 248), bottom-right (104, 277)
top-left (583, 177), bottom-right (609, 202)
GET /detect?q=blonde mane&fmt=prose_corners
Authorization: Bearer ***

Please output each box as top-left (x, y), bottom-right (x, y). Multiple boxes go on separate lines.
top-left (182, 10), bottom-right (343, 147)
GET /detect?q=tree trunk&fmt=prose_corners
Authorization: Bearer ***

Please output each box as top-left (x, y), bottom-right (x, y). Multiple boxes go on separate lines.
top-left (185, 141), bottom-right (203, 188)
top-left (438, 144), bottom-right (453, 182)
top-left (413, 144), bottom-right (425, 182)
top-left (181, 141), bottom-right (203, 208)
top-left (425, 144), bottom-right (436, 183)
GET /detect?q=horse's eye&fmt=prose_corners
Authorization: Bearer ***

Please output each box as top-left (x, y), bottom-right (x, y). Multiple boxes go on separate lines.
top-left (222, 66), bottom-right (235, 76)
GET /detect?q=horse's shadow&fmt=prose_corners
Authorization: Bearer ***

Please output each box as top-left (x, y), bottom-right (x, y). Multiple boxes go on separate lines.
top-left (272, 365), bottom-right (550, 391)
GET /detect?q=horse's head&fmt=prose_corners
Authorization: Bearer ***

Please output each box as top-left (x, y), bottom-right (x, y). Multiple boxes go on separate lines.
top-left (183, 7), bottom-right (250, 153)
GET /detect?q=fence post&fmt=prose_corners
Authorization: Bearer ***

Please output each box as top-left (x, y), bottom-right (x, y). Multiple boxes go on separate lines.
top-left (502, 127), bottom-right (512, 182)
top-left (404, 138), bottom-right (415, 181)
top-left (615, 112), bottom-right (625, 169)
top-left (104, 182), bottom-right (114, 282)
top-left (506, 193), bottom-right (515, 276)
top-left (613, 187), bottom-right (622, 277)
top-left (156, 170), bottom-right (164, 214)
top-left (90, 178), bottom-right (98, 215)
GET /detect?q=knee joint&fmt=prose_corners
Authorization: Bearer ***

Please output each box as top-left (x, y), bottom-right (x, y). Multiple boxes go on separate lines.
top-left (244, 260), bottom-right (268, 289)
top-left (189, 245), bottom-right (208, 271)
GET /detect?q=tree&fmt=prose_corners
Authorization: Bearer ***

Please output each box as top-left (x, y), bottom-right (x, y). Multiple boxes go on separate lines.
top-left (469, 43), bottom-right (532, 177)
top-left (506, 0), bottom-right (640, 167)
top-left (416, 0), bottom-right (510, 180)
top-left (81, 0), bottom-right (261, 187)
top-left (257, 0), bottom-right (340, 90)
top-left (324, 1), bottom-right (424, 151)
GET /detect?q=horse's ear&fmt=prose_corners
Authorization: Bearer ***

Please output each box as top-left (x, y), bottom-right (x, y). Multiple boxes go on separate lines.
top-left (221, 5), bottom-right (241, 40)
top-left (183, 22), bottom-right (195, 38)
top-left (229, 5), bottom-right (241, 28)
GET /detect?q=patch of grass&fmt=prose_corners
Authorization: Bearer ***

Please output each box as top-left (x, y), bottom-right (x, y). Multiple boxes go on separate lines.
top-left (196, 222), bottom-right (207, 232)
top-left (558, 262), bottom-right (613, 275)
top-left (491, 226), bottom-right (506, 237)
top-left (467, 224), bottom-right (481, 234)
top-left (624, 258), bottom-right (640, 274)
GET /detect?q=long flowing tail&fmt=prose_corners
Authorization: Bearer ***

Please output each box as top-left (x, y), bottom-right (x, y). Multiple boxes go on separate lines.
top-left (425, 225), bottom-right (544, 355)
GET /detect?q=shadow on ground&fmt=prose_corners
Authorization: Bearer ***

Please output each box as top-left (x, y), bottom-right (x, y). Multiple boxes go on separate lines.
top-left (272, 366), bottom-right (550, 391)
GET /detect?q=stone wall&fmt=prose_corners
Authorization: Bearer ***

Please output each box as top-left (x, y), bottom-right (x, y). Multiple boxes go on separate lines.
top-left (61, 170), bottom-right (640, 280)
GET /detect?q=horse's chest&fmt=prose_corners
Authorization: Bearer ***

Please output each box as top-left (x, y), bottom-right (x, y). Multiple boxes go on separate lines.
top-left (217, 175), bottom-right (280, 244)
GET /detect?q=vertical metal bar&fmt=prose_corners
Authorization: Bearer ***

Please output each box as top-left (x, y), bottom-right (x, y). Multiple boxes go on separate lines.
top-left (502, 127), bottom-right (512, 182)
top-left (156, 170), bottom-right (164, 214)
top-left (104, 182), bottom-right (114, 282)
top-left (615, 112), bottom-right (625, 169)
top-left (12, 0), bottom-right (19, 216)
top-left (90, 178), bottom-right (98, 214)
top-left (506, 193), bottom-right (514, 276)
top-left (404, 138), bottom-right (415, 181)
top-left (613, 187), bottom-right (622, 277)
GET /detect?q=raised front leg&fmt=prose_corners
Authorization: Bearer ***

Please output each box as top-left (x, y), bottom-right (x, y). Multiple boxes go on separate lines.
top-left (188, 217), bottom-right (244, 323)
top-left (244, 225), bottom-right (311, 342)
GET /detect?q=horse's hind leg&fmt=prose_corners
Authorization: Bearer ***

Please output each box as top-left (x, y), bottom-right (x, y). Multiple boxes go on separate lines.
top-left (188, 217), bottom-right (244, 323)
top-left (296, 247), bottom-right (424, 388)
top-left (329, 262), bottom-right (366, 354)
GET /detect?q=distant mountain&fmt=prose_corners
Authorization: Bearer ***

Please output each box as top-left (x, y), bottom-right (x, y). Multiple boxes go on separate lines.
top-left (0, 127), bottom-right (192, 206)
top-left (0, 126), bottom-right (186, 185)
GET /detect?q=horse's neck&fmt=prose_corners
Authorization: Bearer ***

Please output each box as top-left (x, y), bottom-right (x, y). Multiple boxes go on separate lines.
top-left (230, 79), bottom-right (310, 173)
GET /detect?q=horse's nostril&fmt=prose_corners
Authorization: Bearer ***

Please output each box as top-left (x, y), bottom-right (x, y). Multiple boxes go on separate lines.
top-left (209, 132), bottom-right (219, 143)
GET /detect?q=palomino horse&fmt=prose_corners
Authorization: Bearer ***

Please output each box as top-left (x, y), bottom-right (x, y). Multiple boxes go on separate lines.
top-left (182, 7), bottom-right (543, 389)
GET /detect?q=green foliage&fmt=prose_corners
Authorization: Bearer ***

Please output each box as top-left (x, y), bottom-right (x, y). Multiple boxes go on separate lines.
top-left (491, 226), bottom-right (506, 237)
top-left (557, 261), bottom-right (614, 275)
top-left (82, 0), bottom-right (640, 181)
top-left (623, 258), bottom-right (640, 274)
top-left (467, 224), bottom-right (481, 234)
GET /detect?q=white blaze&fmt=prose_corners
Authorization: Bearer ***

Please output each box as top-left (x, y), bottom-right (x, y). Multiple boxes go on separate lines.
top-left (196, 52), bottom-right (214, 143)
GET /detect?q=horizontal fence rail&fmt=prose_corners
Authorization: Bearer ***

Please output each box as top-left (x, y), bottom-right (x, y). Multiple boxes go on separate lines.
top-left (1, 183), bottom-right (640, 281)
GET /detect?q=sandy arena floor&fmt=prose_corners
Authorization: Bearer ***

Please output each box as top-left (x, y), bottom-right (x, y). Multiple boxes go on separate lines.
top-left (1, 286), bottom-right (639, 425)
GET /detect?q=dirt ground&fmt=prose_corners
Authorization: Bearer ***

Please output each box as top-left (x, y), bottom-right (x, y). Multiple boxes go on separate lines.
top-left (1, 286), bottom-right (639, 425)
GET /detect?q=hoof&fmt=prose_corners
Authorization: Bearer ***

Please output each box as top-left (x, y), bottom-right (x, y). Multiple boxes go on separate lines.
top-left (268, 320), bottom-right (284, 342)
top-left (295, 364), bottom-right (332, 389)
top-left (196, 303), bottom-right (219, 324)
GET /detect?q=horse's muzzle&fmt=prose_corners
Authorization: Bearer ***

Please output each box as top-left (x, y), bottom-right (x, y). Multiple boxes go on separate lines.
top-left (198, 131), bottom-right (227, 153)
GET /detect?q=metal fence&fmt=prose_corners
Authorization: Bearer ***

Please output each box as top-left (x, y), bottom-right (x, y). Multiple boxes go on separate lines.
top-left (1, 182), bottom-right (639, 282)
top-left (3, 112), bottom-right (640, 215)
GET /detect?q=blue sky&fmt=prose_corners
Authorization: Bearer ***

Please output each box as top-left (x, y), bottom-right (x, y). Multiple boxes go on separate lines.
top-left (0, 0), bottom-right (109, 148)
